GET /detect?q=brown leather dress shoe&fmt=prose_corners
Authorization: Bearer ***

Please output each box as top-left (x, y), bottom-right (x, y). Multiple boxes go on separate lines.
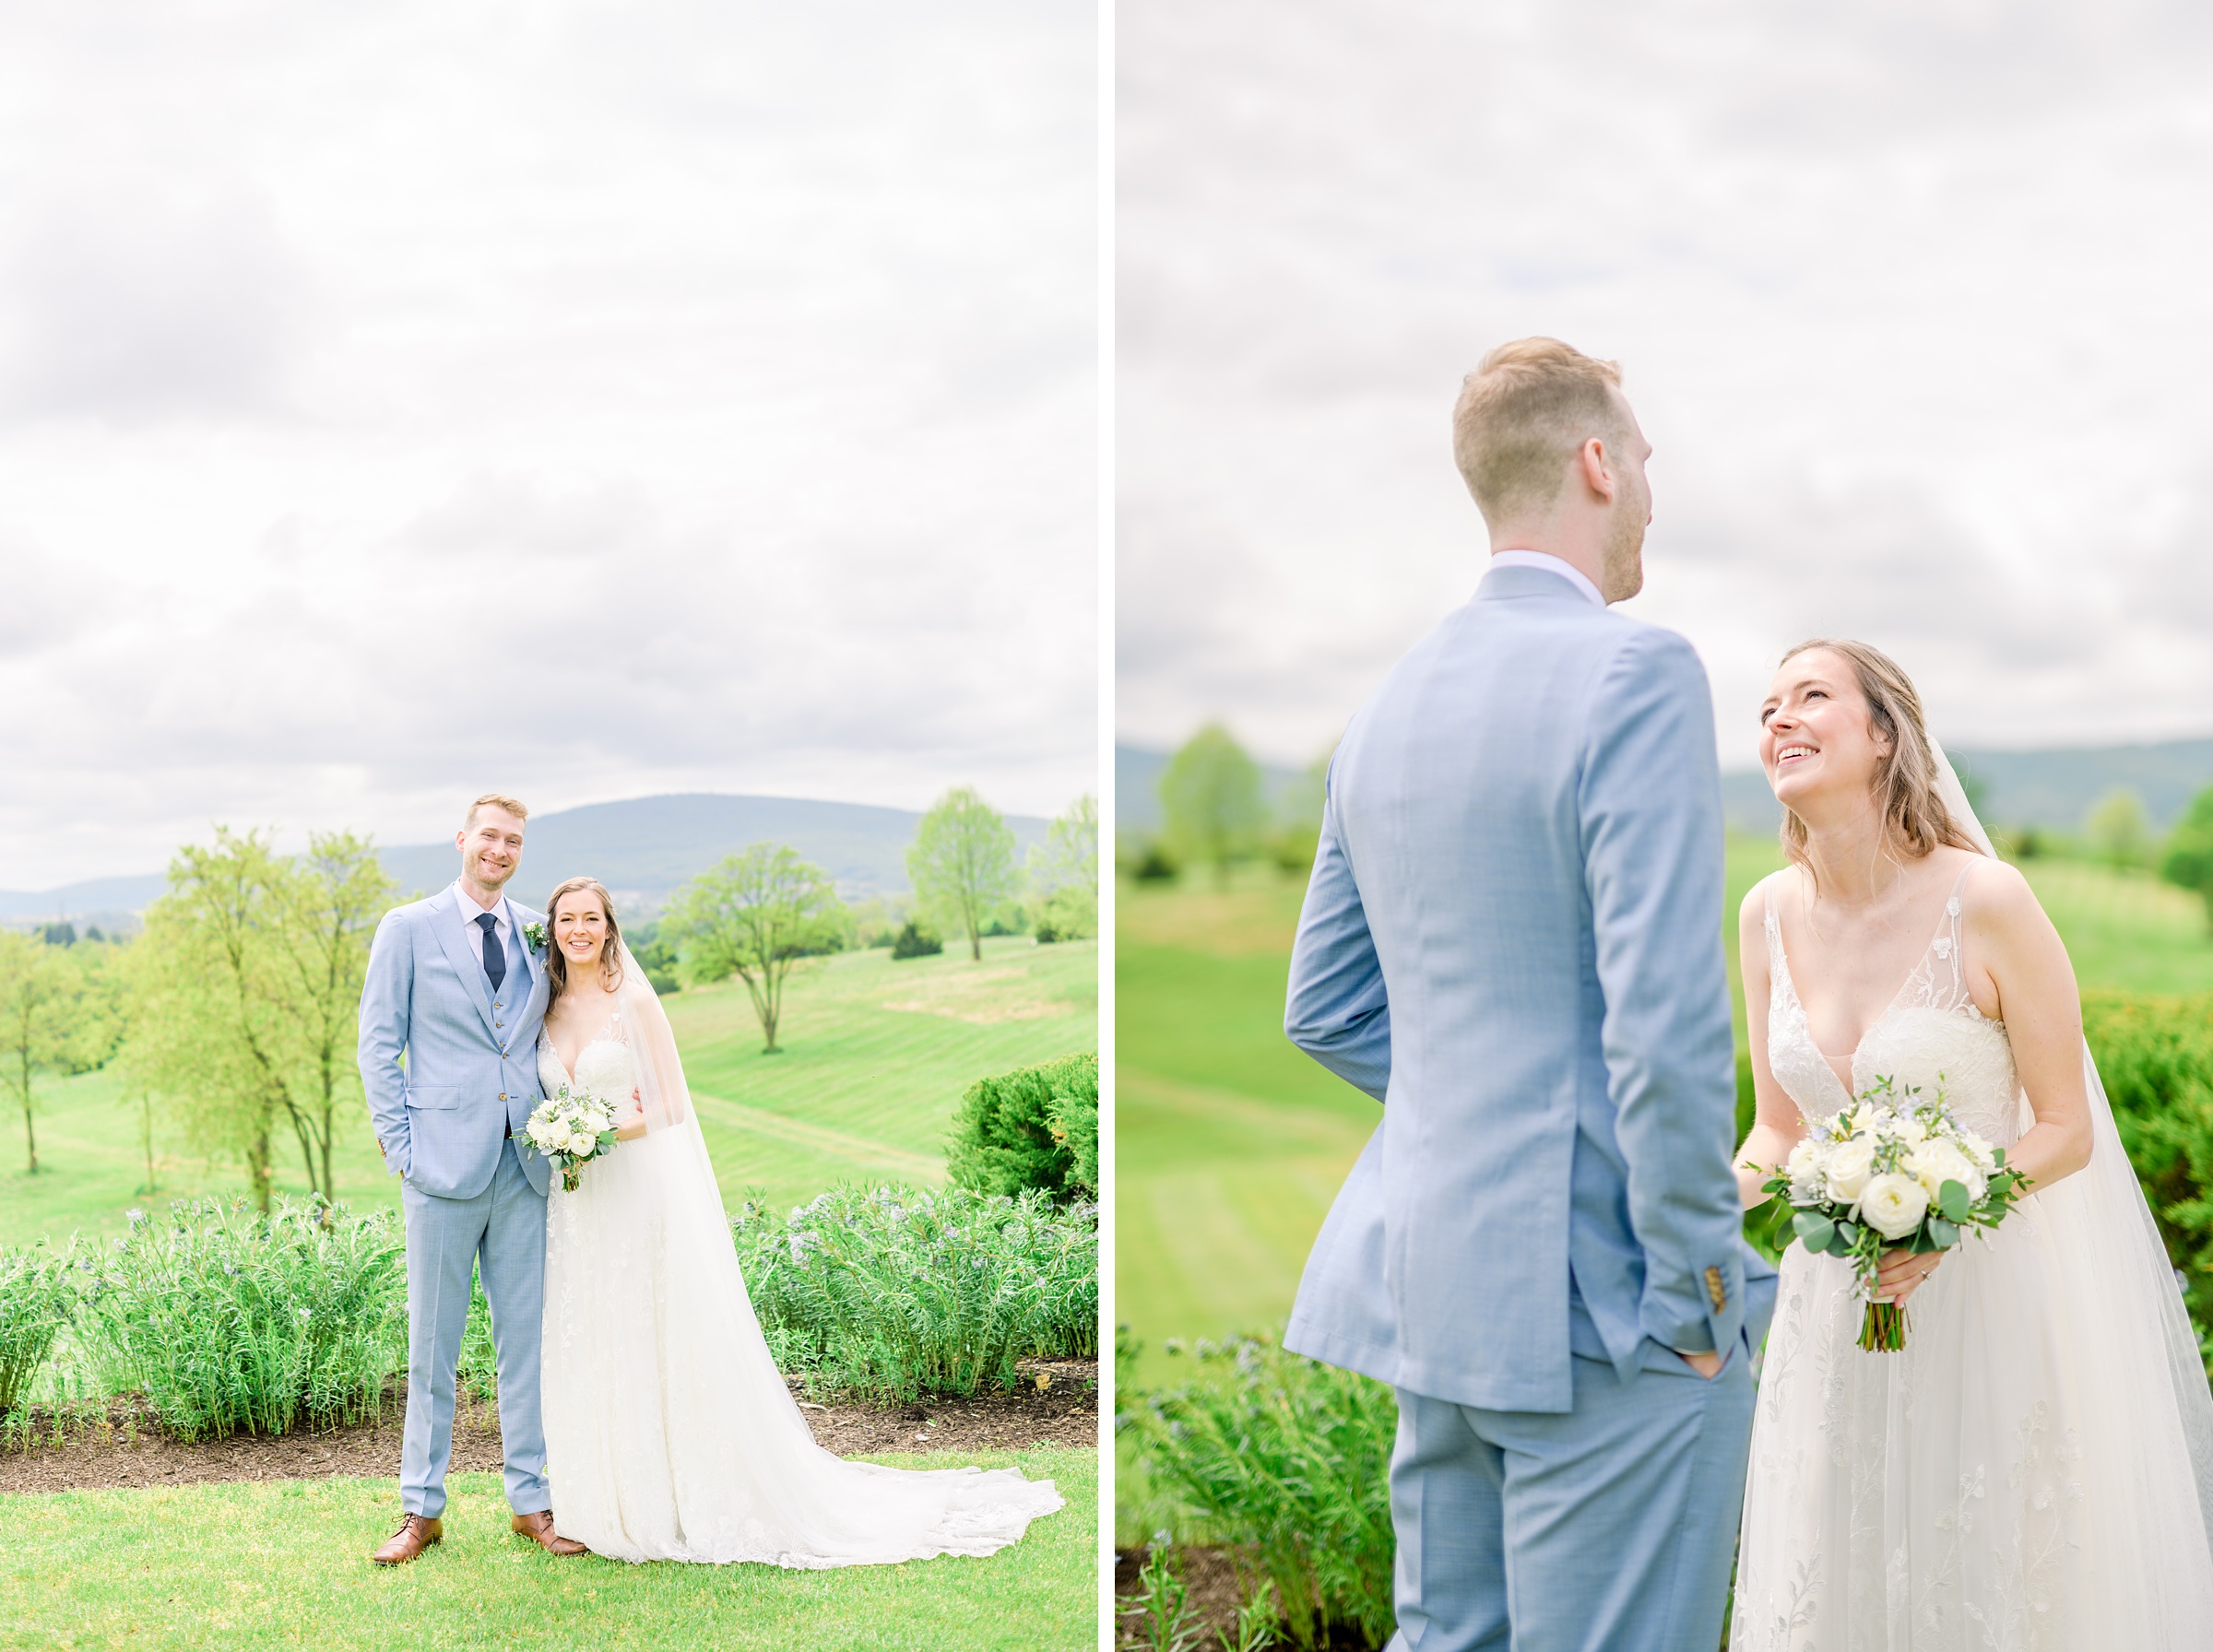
top-left (512, 1509), bottom-right (588, 1556)
top-left (371, 1513), bottom-right (443, 1565)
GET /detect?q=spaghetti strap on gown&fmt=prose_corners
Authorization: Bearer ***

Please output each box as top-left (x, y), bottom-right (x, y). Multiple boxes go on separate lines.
top-left (1731, 870), bottom-right (2213, 1648)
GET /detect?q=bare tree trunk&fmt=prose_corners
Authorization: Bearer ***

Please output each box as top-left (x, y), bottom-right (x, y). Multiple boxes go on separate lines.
top-left (137, 1092), bottom-right (157, 1194)
top-left (249, 1091), bottom-right (276, 1213)
top-left (18, 1049), bottom-right (35, 1175)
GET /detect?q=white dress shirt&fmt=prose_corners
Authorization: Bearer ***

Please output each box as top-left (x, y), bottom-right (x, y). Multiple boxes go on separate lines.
top-left (452, 879), bottom-right (516, 997)
top-left (1488, 549), bottom-right (1605, 608)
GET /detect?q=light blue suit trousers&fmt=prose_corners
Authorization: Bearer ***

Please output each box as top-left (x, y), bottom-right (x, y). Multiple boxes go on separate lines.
top-left (1284, 565), bottom-right (1773, 1651)
top-left (358, 888), bottom-right (553, 1518)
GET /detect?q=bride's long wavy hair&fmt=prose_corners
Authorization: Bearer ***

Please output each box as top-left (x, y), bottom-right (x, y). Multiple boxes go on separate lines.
top-left (544, 876), bottom-right (627, 999)
top-left (1776, 638), bottom-right (1980, 880)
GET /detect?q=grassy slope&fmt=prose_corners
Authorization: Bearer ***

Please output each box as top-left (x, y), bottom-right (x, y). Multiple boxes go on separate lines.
top-left (0, 1449), bottom-right (1095, 1652)
top-left (0, 938), bottom-right (1096, 1249)
top-left (1117, 847), bottom-right (2213, 1389)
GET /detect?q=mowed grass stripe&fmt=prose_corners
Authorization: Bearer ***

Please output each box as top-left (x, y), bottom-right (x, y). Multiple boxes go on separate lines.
top-left (0, 1450), bottom-right (1095, 1652)
top-left (690, 1090), bottom-right (944, 1185)
top-left (1117, 1062), bottom-right (1372, 1386)
top-left (2, 938), bottom-right (1097, 1247)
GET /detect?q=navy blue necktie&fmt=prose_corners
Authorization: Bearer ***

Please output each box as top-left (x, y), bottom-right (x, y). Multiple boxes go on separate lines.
top-left (476, 912), bottom-right (507, 992)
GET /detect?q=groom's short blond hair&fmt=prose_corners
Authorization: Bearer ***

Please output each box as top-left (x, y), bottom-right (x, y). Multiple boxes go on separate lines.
top-left (465, 793), bottom-right (529, 830)
top-left (1452, 338), bottom-right (1629, 527)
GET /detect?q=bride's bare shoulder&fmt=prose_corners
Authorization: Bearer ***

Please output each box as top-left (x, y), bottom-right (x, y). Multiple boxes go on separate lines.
top-left (1739, 867), bottom-right (1795, 928)
top-left (1737, 867), bottom-right (1796, 962)
top-left (1955, 850), bottom-right (2043, 934)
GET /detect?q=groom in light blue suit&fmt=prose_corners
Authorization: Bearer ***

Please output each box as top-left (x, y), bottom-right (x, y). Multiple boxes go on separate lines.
top-left (1284, 340), bottom-right (1776, 1651)
top-left (358, 794), bottom-right (584, 1564)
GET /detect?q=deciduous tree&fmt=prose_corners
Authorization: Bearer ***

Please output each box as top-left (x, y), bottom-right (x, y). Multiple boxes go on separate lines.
top-left (2161, 786), bottom-right (2213, 934)
top-left (2088, 788), bottom-right (2151, 868)
top-left (1160, 723), bottom-right (1265, 888)
top-left (907, 786), bottom-right (1019, 962)
top-left (1028, 795), bottom-right (1098, 941)
top-left (662, 844), bottom-right (846, 1053)
top-left (122, 829), bottom-right (394, 1211)
top-left (0, 933), bottom-right (74, 1174)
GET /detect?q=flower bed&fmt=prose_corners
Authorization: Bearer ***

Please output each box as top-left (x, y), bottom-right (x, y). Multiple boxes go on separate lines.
top-left (733, 1184), bottom-right (1099, 1404)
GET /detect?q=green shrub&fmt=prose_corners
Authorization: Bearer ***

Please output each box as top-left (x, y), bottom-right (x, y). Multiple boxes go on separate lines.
top-left (0, 1243), bottom-right (78, 1415)
top-left (2083, 990), bottom-right (2213, 1330)
top-left (890, 920), bottom-right (944, 960)
top-left (1118, 1334), bottom-right (1396, 1650)
top-left (731, 1184), bottom-right (1096, 1403)
top-left (946, 1050), bottom-right (1099, 1202)
top-left (76, 1198), bottom-right (408, 1442)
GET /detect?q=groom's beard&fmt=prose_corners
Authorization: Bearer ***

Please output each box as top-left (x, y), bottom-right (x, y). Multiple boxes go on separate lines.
top-left (1600, 506), bottom-right (1645, 603)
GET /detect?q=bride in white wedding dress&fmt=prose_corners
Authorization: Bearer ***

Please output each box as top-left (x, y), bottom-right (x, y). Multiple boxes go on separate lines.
top-left (1728, 641), bottom-right (2213, 1649)
top-left (532, 876), bottom-right (1062, 1566)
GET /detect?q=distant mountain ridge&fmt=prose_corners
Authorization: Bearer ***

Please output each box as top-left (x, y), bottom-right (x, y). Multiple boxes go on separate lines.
top-left (1118, 738), bottom-right (2213, 839)
top-left (0, 792), bottom-right (1050, 931)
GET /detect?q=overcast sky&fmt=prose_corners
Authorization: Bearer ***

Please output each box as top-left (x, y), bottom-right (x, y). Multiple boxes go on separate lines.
top-left (0, 1), bottom-right (1094, 891)
top-left (1118, 0), bottom-right (2213, 774)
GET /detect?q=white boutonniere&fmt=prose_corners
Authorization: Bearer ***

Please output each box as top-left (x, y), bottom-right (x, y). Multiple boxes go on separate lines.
top-left (523, 921), bottom-right (547, 954)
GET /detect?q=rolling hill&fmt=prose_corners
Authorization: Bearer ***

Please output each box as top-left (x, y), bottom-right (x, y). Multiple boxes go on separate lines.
top-left (1119, 738), bottom-right (2213, 840)
top-left (0, 791), bottom-right (1052, 931)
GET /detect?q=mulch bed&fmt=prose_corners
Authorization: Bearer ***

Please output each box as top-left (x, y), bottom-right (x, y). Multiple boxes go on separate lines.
top-left (0, 1358), bottom-right (1096, 1497)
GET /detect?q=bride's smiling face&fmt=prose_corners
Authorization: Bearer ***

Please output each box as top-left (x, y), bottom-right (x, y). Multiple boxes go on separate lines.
top-left (1759, 647), bottom-right (1891, 814)
top-left (554, 894), bottom-right (610, 973)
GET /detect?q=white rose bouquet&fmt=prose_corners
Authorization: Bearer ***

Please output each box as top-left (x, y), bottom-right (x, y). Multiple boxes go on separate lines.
top-left (525, 1083), bottom-right (621, 1193)
top-left (1760, 1076), bottom-right (2030, 1351)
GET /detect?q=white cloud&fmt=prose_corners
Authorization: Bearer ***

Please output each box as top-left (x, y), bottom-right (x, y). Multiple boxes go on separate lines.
top-left (1118, 0), bottom-right (2213, 773)
top-left (0, 0), bottom-right (1095, 889)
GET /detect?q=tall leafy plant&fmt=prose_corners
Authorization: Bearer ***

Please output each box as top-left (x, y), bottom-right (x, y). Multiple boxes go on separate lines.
top-left (1120, 1335), bottom-right (1397, 1650)
top-left (77, 1199), bottom-right (408, 1441)
top-left (732, 1184), bottom-right (1096, 1401)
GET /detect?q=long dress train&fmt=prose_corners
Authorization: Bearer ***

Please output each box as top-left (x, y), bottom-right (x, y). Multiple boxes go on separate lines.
top-left (538, 974), bottom-right (1061, 1567)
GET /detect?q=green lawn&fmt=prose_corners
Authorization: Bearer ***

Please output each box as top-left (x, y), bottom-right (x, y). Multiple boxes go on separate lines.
top-left (1115, 847), bottom-right (2213, 1389)
top-left (0, 1448), bottom-right (1095, 1652)
top-left (0, 938), bottom-right (1097, 1249)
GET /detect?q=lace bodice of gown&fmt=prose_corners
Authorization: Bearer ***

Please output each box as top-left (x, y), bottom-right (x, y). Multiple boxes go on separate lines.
top-left (537, 1008), bottom-right (636, 1103)
top-left (1764, 870), bottom-right (2024, 1148)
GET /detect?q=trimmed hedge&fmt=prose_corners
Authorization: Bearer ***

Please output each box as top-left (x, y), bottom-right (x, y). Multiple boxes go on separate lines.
top-left (2083, 990), bottom-right (2213, 1329)
top-left (946, 1050), bottom-right (1098, 1203)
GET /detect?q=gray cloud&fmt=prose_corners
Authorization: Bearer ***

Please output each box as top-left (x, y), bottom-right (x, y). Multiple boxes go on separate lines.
top-left (0, 192), bottom-right (316, 423)
top-left (1118, 0), bottom-right (2213, 770)
top-left (0, 1), bottom-right (1095, 889)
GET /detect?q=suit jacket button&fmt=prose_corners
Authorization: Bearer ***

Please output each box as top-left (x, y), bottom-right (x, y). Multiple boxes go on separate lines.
top-left (500, 1092), bottom-right (508, 1102)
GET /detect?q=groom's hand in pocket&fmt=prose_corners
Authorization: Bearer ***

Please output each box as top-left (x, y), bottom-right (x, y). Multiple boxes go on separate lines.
top-left (1675, 1347), bottom-right (1724, 1379)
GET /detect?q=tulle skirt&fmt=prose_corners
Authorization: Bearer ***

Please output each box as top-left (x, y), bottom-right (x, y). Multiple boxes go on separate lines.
top-left (540, 1120), bottom-right (1061, 1566)
top-left (1731, 1185), bottom-right (2213, 1649)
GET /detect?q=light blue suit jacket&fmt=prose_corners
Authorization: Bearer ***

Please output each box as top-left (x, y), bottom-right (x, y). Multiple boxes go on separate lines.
top-left (359, 888), bottom-right (553, 1200)
top-left (1283, 564), bottom-right (1775, 1414)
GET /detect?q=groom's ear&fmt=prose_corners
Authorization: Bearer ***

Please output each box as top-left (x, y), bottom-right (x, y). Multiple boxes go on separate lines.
top-left (1577, 437), bottom-right (1616, 503)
